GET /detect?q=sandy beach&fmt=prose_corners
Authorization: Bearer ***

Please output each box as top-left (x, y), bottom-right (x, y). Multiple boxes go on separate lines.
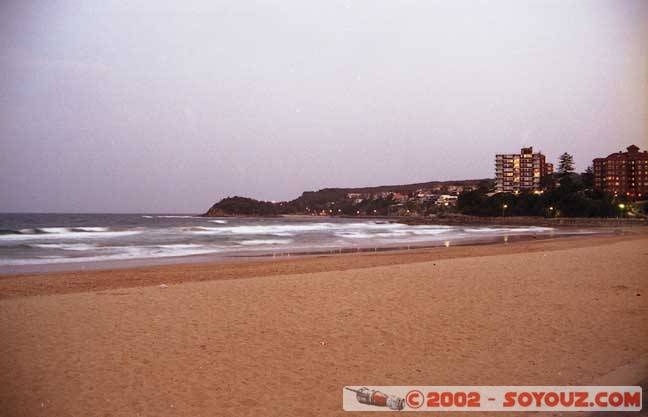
top-left (1, 232), bottom-right (647, 416)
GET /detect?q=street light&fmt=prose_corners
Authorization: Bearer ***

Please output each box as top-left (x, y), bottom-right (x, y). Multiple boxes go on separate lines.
top-left (618, 203), bottom-right (626, 218)
top-left (502, 204), bottom-right (508, 217)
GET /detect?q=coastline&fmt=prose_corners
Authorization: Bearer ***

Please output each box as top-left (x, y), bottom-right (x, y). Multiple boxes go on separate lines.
top-left (0, 229), bottom-right (644, 299)
top-left (397, 215), bottom-right (648, 228)
top-left (0, 215), bottom-right (617, 276)
top-left (0, 231), bottom-right (646, 416)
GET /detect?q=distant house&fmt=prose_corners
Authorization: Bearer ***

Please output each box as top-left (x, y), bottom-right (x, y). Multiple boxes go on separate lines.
top-left (371, 192), bottom-right (392, 200)
top-left (436, 195), bottom-right (458, 206)
top-left (391, 192), bottom-right (409, 203)
top-left (415, 190), bottom-right (435, 201)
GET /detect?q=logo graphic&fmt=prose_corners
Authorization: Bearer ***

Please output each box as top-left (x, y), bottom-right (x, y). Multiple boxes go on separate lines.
top-left (345, 387), bottom-right (405, 411)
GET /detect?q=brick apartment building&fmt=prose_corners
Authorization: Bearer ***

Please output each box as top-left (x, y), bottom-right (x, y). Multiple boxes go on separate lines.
top-left (495, 147), bottom-right (553, 193)
top-left (593, 144), bottom-right (648, 199)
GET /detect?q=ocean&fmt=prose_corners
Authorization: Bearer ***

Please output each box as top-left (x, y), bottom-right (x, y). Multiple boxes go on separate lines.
top-left (0, 213), bottom-right (583, 273)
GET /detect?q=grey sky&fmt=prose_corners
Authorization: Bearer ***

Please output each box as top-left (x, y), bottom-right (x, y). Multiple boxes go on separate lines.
top-left (1, 0), bottom-right (646, 213)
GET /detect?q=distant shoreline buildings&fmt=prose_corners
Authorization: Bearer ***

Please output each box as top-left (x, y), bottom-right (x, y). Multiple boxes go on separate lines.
top-left (494, 147), bottom-right (553, 193)
top-left (493, 144), bottom-right (648, 201)
top-left (593, 145), bottom-right (648, 199)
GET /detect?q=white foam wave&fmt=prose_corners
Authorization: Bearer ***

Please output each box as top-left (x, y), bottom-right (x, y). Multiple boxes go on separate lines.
top-left (0, 219), bottom-right (562, 267)
top-left (0, 244), bottom-right (223, 265)
top-left (0, 229), bottom-right (141, 241)
top-left (410, 227), bottom-right (454, 236)
top-left (463, 227), bottom-right (553, 233)
top-left (30, 243), bottom-right (99, 251)
top-left (191, 221), bottom-right (403, 236)
top-left (74, 227), bottom-right (109, 232)
top-left (237, 239), bottom-right (293, 246)
top-left (39, 227), bottom-right (70, 234)
top-left (375, 231), bottom-right (411, 238)
top-left (334, 231), bottom-right (373, 239)
top-left (335, 225), bottom-right (450, 239)
top-left (154, 244), bottom-right (206, 249)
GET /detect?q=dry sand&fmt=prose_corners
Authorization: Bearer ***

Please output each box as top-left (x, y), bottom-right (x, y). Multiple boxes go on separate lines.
top-left (0, 233), bottom-right (647, 416)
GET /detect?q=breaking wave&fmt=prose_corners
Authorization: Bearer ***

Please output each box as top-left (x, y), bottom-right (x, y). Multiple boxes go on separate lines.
top-left (237, 239), bottom-right (294, 246)
top-left (190, 221), bottom-right (403, 236)
top-left (30, 243), bottom-right (99, 251)
top-left (462, 227), bottom-right (554, 233)
top-left (0, 243), bottom-right (224, 265)
top-left (0, 227), bottom-right (140, 241)
top-left (0, 216), bottom-right (564, 268)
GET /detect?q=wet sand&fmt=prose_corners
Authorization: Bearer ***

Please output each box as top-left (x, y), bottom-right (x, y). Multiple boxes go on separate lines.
top-left (1, 233), bottom-right (647, 416)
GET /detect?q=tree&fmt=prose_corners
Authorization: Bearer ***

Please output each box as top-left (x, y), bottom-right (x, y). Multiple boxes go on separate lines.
top-left (581, 166), bottom-right (594, 188)
top-left (457, 190), bottom-right (486, 214)
top-left (205, 196), bottom-right (278, 216)
top-left (477, 179), bottom-right (494, 194)
top-left (540, 172), bottom-right (557, 190)
top-left (557, 152), bottom-right (575, 175)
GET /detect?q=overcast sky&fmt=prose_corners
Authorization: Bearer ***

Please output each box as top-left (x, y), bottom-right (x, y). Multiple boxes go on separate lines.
top-left (1, 0), bottom-right (646, 213)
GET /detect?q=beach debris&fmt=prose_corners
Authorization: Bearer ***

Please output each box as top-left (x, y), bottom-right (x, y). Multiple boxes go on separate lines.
top-left (319, 340), bottom-right (327, 346)
top-left (159, 284), bottom-right (168, 289)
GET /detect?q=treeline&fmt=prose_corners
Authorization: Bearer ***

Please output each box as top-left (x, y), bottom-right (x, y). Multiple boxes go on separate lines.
top-left (203, 179), bottom-right (492, 217)
top-left (458, 173), bottom-right (628, 218)
top-left (204, 196), bottom-right (279, 216)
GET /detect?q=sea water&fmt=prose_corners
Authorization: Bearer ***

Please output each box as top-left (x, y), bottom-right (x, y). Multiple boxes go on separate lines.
top-left (0, 213), bottom-right (584, 272)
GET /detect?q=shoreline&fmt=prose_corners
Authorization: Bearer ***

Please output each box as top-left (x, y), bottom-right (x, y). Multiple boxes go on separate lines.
top-left (0, 229), bottom-right (644, 300)
top-left (230, 212), bottom-right (648, 228)
top-left (0, 227), bottom-right (607, 276)
top-left (397, 215), bottom-right (648, 227)
top-left (0, 218), bottom-right (633, 276)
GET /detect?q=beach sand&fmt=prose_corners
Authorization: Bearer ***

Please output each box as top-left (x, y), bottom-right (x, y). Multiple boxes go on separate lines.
top-left (0, 233), bottom-right (647, 416)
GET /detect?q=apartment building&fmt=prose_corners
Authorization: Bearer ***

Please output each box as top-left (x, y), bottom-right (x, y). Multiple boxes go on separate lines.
top-left (593, 144), bottom-right (648, 199)
top-left (495, 147), bottom-right (552, 193)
